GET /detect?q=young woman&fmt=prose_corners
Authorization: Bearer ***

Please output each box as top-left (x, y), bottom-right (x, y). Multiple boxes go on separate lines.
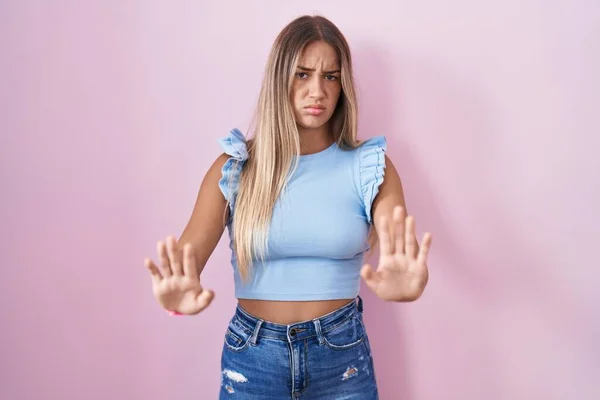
top-left (144, 15), bottom-right (432, 399)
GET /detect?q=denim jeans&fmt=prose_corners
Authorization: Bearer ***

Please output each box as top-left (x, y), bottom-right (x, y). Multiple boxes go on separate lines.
top-left (219, 296), bottom-right (379, 399)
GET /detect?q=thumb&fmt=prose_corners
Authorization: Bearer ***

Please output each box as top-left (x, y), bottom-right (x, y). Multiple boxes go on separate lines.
top-left (360, 264), bottom-right (380, 293)
top-left (193, 288), bottom-right (215, 313)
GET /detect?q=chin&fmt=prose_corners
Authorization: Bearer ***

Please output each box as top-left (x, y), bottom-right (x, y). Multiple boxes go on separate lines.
top-left (297, 116), bottom-right (331, 130)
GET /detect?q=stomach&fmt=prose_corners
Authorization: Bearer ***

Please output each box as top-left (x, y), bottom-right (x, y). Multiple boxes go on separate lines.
top-left (237, 298), bottom-right (355, 324)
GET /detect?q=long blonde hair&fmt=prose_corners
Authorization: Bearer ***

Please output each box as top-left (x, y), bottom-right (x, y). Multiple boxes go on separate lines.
top-left (232, 15), bottom-right (369, 280)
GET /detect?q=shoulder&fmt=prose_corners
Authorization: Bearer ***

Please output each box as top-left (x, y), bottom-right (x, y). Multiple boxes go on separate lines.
top-left (215, 128), bottom-right (250, 209)
top-left (356, 135), bottom-right (387, 151)
top-left (349, 135), bottom-right (387, 224)
top-left (205, 128), bottom-right (250, 182)
top-left (218, 128), bottom-right (249, 161)
top-left (353, 135), bottom-right (387, 177)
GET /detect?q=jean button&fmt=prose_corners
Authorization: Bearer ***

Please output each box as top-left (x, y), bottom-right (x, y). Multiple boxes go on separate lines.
top-left (289, 328), bottom-right (297, 336)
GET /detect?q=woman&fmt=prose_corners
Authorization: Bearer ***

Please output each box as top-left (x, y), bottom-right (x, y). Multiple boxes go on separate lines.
top-left (144, 14), bottom-right (432, 399)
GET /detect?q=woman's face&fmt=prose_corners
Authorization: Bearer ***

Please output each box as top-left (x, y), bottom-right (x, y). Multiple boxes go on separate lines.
top-left (291, 41), bottom-right (342, 131)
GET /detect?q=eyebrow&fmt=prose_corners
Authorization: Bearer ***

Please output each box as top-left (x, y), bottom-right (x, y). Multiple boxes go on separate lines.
top-left (297, 66), bottom-right (341, 74)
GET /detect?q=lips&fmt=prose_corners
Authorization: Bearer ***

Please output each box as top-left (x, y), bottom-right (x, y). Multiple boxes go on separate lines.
top-left (304, 104), bottom-right (325, 110)
top-left (304, 104), bottom-right (326, 116)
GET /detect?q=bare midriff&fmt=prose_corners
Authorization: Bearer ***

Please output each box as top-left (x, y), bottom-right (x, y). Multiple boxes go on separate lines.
top-left (237, 298), bottom-right (355, 325)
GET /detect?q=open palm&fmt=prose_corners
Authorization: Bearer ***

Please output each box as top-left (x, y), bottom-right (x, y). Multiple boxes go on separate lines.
top-left (361, 206), bottom-right (432, 302)
top-left (144, 236), bottom-right (214, 315)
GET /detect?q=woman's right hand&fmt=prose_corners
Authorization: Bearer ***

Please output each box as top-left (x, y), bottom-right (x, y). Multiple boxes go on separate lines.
top-left (144, 236), bottom-right (215, 315)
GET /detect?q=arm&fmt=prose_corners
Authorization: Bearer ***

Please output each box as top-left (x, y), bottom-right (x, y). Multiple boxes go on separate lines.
top-left (145, 153), bottom-right (232, 315)
top-left (371, 155), bottom-right (420, 256)
top-left (176, 153), bottom-right (231, 276)
top-left (364, 155), bottom-right (431, 301)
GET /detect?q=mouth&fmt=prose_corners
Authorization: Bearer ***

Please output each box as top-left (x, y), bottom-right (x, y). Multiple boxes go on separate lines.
top-left (304, 104), bottom-right (326, 115)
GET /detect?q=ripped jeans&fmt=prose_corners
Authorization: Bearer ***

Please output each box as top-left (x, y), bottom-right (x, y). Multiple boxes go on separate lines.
top-left (219, 296), bottom-right (379, 399)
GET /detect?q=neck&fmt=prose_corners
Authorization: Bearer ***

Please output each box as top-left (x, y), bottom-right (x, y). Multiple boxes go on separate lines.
top-left (297, 124), bottom-right (334, 155)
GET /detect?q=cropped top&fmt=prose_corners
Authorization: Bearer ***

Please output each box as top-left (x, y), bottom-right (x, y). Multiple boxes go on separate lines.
top-left (218, 128), bottom-right (387, 301)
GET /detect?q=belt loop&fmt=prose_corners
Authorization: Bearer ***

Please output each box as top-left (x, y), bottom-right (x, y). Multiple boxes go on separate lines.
top-left (357, 295), bottom-right (364, 313)
top-left (249, 319), bottom-right (263, 346)
top-left (313, 319), bottom-right (325, 345)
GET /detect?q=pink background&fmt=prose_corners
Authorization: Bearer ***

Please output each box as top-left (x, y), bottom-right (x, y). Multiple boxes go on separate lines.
top-left (2, 1), bottom-right (599, 399)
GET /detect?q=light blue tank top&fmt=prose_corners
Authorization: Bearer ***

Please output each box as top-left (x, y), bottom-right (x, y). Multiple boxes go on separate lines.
top-left (218, 128), bottom-right (386, 301)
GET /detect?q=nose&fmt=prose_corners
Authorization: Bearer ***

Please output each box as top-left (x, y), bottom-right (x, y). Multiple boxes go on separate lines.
top-left (308, 76), bottom-right (325, 100)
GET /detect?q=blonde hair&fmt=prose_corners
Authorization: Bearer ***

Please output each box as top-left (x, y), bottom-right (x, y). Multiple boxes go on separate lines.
top-left (232, 15), bottom-right (371, 281)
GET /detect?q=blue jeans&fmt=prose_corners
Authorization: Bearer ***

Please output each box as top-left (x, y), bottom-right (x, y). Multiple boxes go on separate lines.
top-left (219, 296), bottom-right (379, 399)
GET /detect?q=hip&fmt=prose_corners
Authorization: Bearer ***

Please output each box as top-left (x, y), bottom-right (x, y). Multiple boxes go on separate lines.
top-left (219, 296), bottom-right (379, 399)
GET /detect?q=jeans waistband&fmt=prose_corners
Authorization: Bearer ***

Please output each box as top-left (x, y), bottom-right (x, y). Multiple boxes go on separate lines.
top-left (233, 296), bottom-right (364, 344)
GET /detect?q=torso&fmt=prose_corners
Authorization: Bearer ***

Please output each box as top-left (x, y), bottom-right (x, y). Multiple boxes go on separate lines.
top-left (237, 298), bottom-right (355, 324)
top-left (219, 131), bottom-right (385, 324)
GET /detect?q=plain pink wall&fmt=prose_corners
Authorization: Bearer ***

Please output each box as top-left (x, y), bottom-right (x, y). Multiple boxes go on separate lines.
top-left (1, 1), bottom-right (599, 399)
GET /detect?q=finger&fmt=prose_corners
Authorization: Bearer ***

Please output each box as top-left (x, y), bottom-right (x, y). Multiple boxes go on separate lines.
top-left (167, 236), bottom-right (183, 276)
top-left (182, 242), bottom-right (199, 279)
top-left (157, 240), bottom-right (172, 278)
top-left (378, 216), bottom-right (392, 256)
top-left (394, 206), bottom-right (405, 255)
top-left (416, 232), bottom-right (432, 265)
top-left (388, 209), bottom-right (396, 254)
top-left (405, 215), bottom-right (418, 259)
top-left (360, 264), bottom-right (381, 293)
top-left (194, 289), bottom-right (215, 313)
top-left (144, 258), bottom-right (162, 284)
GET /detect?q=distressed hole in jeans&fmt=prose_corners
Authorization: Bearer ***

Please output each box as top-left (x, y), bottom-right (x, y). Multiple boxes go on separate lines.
top-left (223, 369), bottom-right (248, 383)
top-left (222, 369), bottom-right (248, 394)
top-left (342, 366), bottom-right (359, 380)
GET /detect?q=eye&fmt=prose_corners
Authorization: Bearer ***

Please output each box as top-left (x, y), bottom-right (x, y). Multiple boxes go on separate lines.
top-left (296, 72), bottom-right (309, 79)
top-left (325, 74), bottom-right (339, 81)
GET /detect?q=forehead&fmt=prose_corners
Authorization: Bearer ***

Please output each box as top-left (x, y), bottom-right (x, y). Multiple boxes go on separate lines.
top-left (298, 41), bottom-right (340, 69)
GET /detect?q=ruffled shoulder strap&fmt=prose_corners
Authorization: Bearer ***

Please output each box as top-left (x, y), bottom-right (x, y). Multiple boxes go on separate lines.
top-left (357, 136), bottom-right (387, 224)
top-left (218, 128), bottom-right (249, 215)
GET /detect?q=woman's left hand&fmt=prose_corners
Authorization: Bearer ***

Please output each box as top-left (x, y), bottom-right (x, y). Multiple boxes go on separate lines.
top-left (361, 205), bottom-right (432, 302)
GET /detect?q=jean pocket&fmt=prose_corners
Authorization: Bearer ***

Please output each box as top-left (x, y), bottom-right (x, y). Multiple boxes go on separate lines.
top-left (224, 317), bottom-right (253, 352)
top-left (321, 315), bottom-right (365, 350)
